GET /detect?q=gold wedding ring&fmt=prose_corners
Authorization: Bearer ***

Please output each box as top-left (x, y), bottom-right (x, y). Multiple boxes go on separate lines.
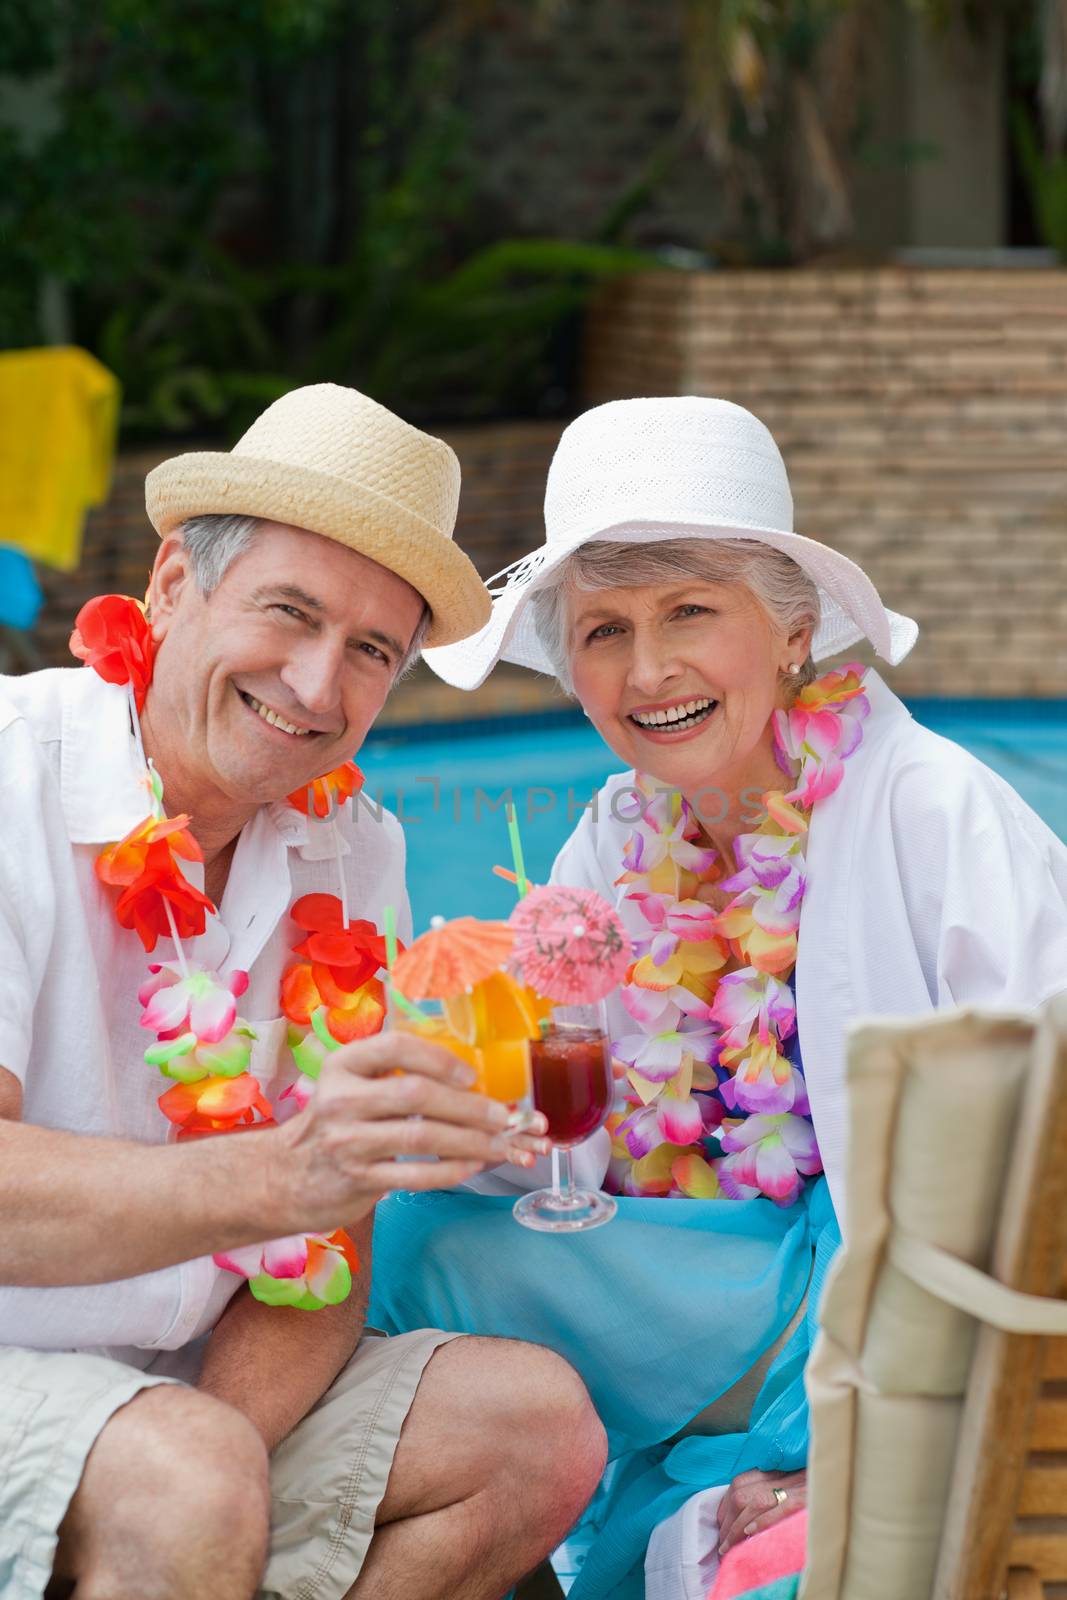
top-left (773, 1487), bottom-right (788, 1507)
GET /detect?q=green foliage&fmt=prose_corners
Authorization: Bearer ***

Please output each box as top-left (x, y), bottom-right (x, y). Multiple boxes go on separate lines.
top-left (1, 0), bottom-right (650, 435)
top-left (362, 239), bottom-right (656, 418)
top-left (1014, 106), bottom-right (1067, 259)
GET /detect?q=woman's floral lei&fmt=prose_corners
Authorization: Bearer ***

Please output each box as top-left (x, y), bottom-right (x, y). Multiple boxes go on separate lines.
top-left (71, 595), bottom-right (389, 1310)
top-left (608, 666), bottom-right (870, 1207)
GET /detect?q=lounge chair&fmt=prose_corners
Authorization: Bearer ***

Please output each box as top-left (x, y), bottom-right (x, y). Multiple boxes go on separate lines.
top-left (801, 993), bottom-right (1067, 1598)
top-left (526, 994), bottom-right (1067, 1600)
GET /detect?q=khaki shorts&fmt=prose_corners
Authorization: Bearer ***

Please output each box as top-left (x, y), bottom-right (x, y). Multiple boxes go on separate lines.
top-left (0, 1327), bottom-right (458, 1600)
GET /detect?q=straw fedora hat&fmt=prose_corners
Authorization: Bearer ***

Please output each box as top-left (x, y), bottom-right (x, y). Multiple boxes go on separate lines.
top-left (145, 383), bottom-right (490, 647)
top-left (424, 395), bottom-right (918, 688)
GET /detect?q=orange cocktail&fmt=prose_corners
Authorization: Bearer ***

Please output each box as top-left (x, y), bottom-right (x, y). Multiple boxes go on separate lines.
top-left (397, 972), bottom-right (549, 1107)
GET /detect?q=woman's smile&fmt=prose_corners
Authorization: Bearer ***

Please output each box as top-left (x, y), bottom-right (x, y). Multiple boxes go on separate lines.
top-left (626, 696), bottom-right (719, 741)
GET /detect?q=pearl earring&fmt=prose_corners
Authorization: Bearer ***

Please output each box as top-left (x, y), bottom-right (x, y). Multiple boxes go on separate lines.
top-left (787, 662), bottom-right (802, 675)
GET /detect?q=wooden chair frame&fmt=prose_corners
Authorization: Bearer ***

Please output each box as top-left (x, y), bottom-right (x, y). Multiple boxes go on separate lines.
top-left (934, 1001), bottom-right (1067, 1599)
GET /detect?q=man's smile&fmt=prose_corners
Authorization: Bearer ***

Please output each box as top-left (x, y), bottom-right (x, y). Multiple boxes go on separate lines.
top-left (236, 687), bottom-right (325, 739)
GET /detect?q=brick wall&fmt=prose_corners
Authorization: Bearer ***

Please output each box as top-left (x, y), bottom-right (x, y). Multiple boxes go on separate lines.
top-left (29, 423), bottom-right (561, 675)
top-left (584, 269), bottom-right (1067, 697)
top-left (27, 268), bottom-right (1067, 703)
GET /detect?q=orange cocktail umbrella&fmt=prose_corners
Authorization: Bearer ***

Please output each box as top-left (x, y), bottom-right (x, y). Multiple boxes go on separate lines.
top-left (391, 915), bottom-right (515, 1000)
top-left (390, 918), bottom-right (544, 1106)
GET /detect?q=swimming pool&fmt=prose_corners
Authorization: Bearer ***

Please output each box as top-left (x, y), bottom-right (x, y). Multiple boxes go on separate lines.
top-left (358, 700), bottom-right (1067, 930)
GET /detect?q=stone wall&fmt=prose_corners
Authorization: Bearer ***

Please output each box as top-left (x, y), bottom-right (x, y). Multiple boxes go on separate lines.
top-left (460, 2), bottom-right (1009, 255)
top-left (459, 0), bottom-right (716, 249)
top-left (584, 268), bottom-right (1067, 697)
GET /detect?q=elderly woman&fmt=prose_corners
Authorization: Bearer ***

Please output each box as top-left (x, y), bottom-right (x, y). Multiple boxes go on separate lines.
top-left (369, 398), bottom-right (1067, 1600)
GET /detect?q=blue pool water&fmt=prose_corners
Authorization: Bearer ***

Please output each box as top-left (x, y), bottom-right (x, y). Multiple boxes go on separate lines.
top-left (357, 701), bottom-right (1067, 930)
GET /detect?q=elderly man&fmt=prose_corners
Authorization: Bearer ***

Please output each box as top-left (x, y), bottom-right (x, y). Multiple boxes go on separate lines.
top-left (0, 385), bottom-right (606, 1600)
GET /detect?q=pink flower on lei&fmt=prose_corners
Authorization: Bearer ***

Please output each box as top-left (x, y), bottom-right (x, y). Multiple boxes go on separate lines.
top-left (628, 892), bottom-right (721, 965)
top-left (709, 969), bottom-right (796, 1053)
top-left (215, 1234), bottom-right (311, 1282)
top-left (613, 1011), bottom-right (720, 1082)
top-left (215, 1228), bottom-right (357, 1309)
top-left (618, 1087), bottom-right (722, 1157)
top-left (773, 666), bottom-right (870, 808)
top-left (718, 1113), bottom-right (823, 1207)
top-left (138, 964), bottom-right (249, 1043)
top-left (618, 787), bottom-right (717, 881)
top-left (719, 1039), bottom-right (810, 1116)
top-left (718, 834), bottom-right (807, 936)
top-left (620, 983), bottom-right (714, 1031)
top-left (625, 893), bottom-right (728, 996)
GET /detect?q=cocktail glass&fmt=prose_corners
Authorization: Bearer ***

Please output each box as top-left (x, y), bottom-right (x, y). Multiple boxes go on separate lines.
top-left (512, 1002), bottom-right (617, 1232)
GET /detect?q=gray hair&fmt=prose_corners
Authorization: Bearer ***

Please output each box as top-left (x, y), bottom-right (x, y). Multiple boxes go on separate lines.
top-left (178, 513), bottom-right (431, 677)
top-left (530, 538), bottom-right (820, 695)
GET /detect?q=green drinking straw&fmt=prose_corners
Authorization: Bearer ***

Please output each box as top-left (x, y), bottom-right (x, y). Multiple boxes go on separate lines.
top-left (382, 903), bottom-right (431, 1023)
top-left (383, 903), bottom-right (400, 970)
top-left (310, 1005), bottom-right (341, 1053)
top-left (505, 802), bottom-right (529, 898)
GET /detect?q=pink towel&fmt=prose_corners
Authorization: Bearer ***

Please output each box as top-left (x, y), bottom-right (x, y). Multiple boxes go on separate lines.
top-left (707, 1509), bottom-right (807, 1600)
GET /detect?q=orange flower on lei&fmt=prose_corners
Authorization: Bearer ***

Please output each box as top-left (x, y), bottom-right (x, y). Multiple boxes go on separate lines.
top-left (287, 761), bottom-right (364, 819)
top-left (281, 965), bottom-right (386, 1043)
top-left (160, 1072), bottom-right (275, 1137)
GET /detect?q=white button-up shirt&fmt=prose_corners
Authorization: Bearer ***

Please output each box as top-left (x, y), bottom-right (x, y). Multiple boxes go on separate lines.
top-left (0, 665), bottom-right (411, 1361)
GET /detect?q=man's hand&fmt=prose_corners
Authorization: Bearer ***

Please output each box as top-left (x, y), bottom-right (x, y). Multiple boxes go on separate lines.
top-left (0, 1034), bottom-right (547, 1288)
top-left (270, 1030), bottom-right (549, 1237)
top-left (716, 1467), bottom-right (807, 1555)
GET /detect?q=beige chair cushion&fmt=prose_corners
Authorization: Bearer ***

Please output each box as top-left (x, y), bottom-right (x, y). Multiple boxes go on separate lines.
top-left (800, 998), bottom-right (1067, 1600)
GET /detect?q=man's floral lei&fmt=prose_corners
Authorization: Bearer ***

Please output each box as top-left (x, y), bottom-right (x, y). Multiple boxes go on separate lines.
top-left (71, 595), bottom-right (388, 1310)
top-left (608, 666), bottom-right (870, 1207)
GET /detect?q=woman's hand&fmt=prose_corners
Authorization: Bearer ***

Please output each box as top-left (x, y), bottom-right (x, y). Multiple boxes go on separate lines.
top-left (716, 1467), bottom-right (807, 1555)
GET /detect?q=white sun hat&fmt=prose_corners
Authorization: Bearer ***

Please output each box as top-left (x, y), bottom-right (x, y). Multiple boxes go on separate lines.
top-left (424, 395), bottom-right (918, 689)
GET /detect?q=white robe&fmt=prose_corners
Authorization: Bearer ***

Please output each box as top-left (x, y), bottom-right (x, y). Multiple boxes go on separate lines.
top-left (547, 670), bottom-right (1067, 1230)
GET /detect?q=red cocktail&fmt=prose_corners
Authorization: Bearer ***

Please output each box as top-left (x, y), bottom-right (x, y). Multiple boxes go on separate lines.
top-left (513, 1009), bottom-right (618, 1234)
top-left (530, 1025), bottom-right (612, 1147)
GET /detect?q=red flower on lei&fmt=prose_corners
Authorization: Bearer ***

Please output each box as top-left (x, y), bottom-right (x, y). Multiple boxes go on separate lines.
top-left (288, 894), bottom-right (391, 990)
top-left (280, 894), bottom-right (392, 1044)
top-left (70, 595), bottom-right (155, 712)
top-left (287, 761), bottom-right (364, 818)
top-left (96, 814), bottom-right (215, 953)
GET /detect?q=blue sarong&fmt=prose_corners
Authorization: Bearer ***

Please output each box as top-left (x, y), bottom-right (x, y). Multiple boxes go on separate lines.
top-left (370, 1176), bottom-right (839, 1598)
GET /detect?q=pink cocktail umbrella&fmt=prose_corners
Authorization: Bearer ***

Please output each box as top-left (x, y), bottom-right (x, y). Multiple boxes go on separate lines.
top-left (508, 885), bottom-right (631, 1004)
